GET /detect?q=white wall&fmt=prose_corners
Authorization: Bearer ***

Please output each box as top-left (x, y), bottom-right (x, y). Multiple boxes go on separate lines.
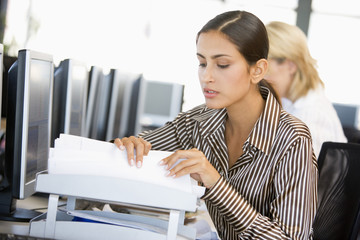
top-left (3, 0), bottom-right (359, 111)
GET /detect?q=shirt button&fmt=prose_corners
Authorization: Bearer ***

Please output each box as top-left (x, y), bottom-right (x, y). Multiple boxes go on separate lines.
top-left (218, 224), bottom-right (224, 232)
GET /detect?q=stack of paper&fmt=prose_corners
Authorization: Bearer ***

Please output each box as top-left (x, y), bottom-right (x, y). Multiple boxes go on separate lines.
top-left (48, 134), bottom-right (204, 196)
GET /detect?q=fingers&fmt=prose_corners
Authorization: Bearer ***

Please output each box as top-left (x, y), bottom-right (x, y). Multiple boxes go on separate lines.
top-left (113, 138), bottom-right (125, 150)
top-left (133, 137), bottom-right (145, 168)
top-left (160, 148), bottom-right (221, 188)
top-left (160, 148), bottom-right (201, 170)
top-left (121, 137), bottom-right (135, 166)
top-left (166, 158), bottom-right (199, 178)
top-left (142, 139), bottom-right (152, 155)
top-left (114, 136), bottom-right (152, 168)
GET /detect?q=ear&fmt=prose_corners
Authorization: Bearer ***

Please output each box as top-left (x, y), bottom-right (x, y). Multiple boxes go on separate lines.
top-left (287, 60), bottom-right (297, 75)
top-left (250, 59), bottom-right (268, 84)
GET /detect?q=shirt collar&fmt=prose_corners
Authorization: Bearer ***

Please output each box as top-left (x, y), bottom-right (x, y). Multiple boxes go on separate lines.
top-left (190, 105), bottom-right (227, 139)
top-left (248, 86), bottom-right (281, 155)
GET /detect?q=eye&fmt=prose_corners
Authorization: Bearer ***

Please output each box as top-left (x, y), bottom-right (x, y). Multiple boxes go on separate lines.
top-left (218, 64), bottom-right (229, 69)
top-left (199, 63), bottom-right (206, 68)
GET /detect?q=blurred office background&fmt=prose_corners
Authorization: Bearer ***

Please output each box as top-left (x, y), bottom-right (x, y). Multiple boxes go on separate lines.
top-left (1, 0), bottom-right (359, 112)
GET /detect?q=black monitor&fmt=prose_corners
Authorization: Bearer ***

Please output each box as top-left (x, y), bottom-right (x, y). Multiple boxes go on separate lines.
top-left (51, 59), bottom-right (89, 147)
top-left (1, 55), bottom-right (17, 119)
top-left (0, 43), bottom-right (3, 131)
top-left (0, 44), bottom-right (4, 191)
top-left (85, 66), bottom-right (113, 140)
top-left (85, 66), bottom-right (103, 139)
top-left (134, 79), bottom-right (184, 135)
top-left (0, 49), bottom-right (53, 222)
top-left (126, 74), bottom-right (145, 137)
top-left (106, 71), bottom-right (142, 140)
top-left (333, 103), bottom-right (360, 129)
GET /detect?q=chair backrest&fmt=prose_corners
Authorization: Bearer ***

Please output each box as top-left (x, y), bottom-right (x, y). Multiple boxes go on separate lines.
top-left (313, 141), bottom-right (360, 240)
top-left (343, 126), bottom-right (360, 144)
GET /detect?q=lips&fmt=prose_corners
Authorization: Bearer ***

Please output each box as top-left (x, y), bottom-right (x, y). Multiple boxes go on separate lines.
top-left (203, 88), bottom-right (218, 98)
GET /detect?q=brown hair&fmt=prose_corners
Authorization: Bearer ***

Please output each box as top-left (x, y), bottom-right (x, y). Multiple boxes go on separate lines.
top-left (197, 10), bottom-right (281, 103)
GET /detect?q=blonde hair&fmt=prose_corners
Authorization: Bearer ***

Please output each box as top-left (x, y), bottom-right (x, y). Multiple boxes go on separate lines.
top-left (266, 21), bottom-right (323, 102)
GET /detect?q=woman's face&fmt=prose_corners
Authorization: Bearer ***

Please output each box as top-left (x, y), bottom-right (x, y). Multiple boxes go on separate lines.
top-left (196, 31), bottom-right (255, 109)
top-left (264, 58), bottom-right (295, 99)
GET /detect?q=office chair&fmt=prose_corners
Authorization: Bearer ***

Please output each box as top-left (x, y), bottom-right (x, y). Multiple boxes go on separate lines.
top-left (343, 126), bottom-right (360, 144)
top-left (313, 141), bottom-right (360, 240)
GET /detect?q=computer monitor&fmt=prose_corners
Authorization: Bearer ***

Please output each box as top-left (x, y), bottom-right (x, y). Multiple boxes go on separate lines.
top-left (85, 66), bottom-right (103, 139)
top-left (85, 66), bottom-right (113, 140)
top-left (51, 59), bottom-right (89, 146)
top-left (126, 74), bottom-right (145, 137)
top-left (1, 55), bottom-right (17, 119)
top-left (333, 103), bottom-right (360, 130)
top-left (0, 49), bottom-right (53, 222)
top-left (0, 44), bottom-right (4, 195)
top-left (105, 70), bottom-right (141, 140)
top-left (0, 43), bottom-right (3, 131)
top-left (134, 79), bottom-right (184, 135)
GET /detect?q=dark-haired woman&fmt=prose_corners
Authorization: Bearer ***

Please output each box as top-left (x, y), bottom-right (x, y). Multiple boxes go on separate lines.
top-left (114, 10), bottom-right (318, 240)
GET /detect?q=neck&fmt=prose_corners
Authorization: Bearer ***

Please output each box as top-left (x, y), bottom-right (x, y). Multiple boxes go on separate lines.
top-left (226, 90), bottom-right (265, 137)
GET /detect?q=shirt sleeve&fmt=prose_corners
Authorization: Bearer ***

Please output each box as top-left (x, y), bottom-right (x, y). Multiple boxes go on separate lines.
top-left (202, 136), bottom-right (318, 240)
top-left (138, 112), bottom-right (194, 152)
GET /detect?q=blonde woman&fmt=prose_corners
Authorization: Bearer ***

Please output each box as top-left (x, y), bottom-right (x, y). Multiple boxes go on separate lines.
top-left (265, 21), bottom-right (347, 157)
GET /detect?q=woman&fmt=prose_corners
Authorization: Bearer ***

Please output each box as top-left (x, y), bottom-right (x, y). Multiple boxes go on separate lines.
top-left (114, 11), bottom-right (318, 239)
top-left (265, 21), bottom-right (347, 157)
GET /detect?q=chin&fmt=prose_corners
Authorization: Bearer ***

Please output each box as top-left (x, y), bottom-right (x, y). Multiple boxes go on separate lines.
top-left (205, 101), bottom-right (225, 109)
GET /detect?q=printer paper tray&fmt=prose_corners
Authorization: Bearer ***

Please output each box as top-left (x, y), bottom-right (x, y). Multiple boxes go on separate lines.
top-left (35, 174), bottom-right (198, 212)
top-left (29, 210), bottom-right (194, 240)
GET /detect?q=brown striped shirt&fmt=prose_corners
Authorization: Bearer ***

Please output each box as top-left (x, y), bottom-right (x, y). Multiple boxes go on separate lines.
top-left (139, 87), bottom-right (318, 240)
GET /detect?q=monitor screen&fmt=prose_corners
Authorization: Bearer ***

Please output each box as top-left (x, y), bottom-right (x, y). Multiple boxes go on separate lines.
top-left (136, 80), bottom-right (184, 134)
top-left (0, 49), bottom-right (53, 222)
top-left (106, 71), bottom-right (141, 140)
top-left (143, 83), bottom-right (173, 116)
top-left (51, 59), bottom-right (88, 146)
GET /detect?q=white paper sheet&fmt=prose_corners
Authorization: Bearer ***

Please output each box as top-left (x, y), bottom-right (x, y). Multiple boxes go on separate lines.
top-left (49, 134), bottom-right (204, 195)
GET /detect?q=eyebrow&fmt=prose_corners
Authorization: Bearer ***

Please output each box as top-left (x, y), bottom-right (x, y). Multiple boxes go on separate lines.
top-left (196, 53), bottom-right (231, 59)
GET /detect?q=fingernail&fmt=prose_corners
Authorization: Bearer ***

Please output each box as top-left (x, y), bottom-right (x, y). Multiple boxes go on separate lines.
top-left (130, 159), bottom-right (134, 166)
top-left (120, 145), bottom-right (125, 150)
top-left (159, 160), bottom-right (164, 166)
top-left (165, 170), bottom-right (171, 177)
top-left (137, 161), bottom-right (142, 168)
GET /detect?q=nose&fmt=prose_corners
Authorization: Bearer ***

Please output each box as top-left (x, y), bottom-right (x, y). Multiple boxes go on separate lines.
top-left (199, 66), bottom-right (214, 83)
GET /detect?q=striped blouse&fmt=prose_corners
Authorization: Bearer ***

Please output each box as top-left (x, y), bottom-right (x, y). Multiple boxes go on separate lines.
top-left (139, 87), bottom-right (318, 240)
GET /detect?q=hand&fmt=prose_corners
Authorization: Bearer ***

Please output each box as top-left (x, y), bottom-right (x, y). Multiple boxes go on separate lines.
top-left (160, 148), bottom-right (220, 189)
top-left (113, 136), bottom-right (152, 168)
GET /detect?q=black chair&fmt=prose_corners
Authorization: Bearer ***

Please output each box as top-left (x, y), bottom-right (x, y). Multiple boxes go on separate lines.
top-left (313, 142), bottom-right (360, 240)
top-left (343, 126), bottom-right (360, 144)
